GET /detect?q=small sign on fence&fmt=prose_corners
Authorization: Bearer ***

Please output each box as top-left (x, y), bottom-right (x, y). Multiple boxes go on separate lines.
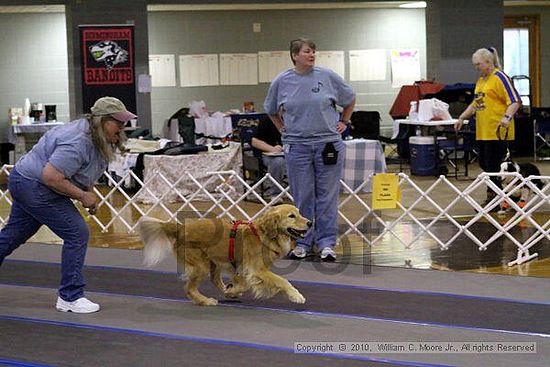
top-left (372, 173), bottom-right (400, 209)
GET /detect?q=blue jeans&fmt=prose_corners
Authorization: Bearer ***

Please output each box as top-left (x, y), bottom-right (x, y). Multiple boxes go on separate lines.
top-left (284, 140), bottom-right (345, 251)
top-left (0, 168), bottom-right (90, 301)
top-left (261, 155), bottom-right (286, 196)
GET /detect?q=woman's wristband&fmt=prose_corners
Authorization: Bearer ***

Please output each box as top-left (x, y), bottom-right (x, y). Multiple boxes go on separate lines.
top-left (339, 120), bottom-right (351, 125)
top-left (503, 114), bottom-right (512, 121)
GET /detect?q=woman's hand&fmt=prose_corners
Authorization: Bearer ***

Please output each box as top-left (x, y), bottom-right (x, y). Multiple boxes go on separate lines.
top-left (500, 115), bottom-right (512, 128)
top-left (79, 191), bottom-right (97, 209)
top-left (454, 118), bottom-right (465, 131)
top-left (271, 145), bottom-right (283, 153)
top-left (336, 121), bottom-right (349, 134)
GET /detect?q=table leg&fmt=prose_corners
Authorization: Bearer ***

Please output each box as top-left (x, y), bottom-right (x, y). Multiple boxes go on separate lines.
top-left (14, 135), bottom-right (26, 162)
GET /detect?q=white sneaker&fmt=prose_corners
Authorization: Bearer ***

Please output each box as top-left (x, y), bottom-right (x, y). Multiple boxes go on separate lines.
top-left (320, 247), bottom-right (336, 262)
top-left (288, 246), bottom-right (307, 259)
top-left (56, 297), bottom-right (100, 313)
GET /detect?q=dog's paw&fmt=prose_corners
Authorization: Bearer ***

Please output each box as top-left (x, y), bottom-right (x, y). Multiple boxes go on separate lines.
top-left (225, 292), bottom-right (242, 299)
top-left (196, 297), bottom-right (218, 306)
top-left (224, 283), bottom-right (242, 299)
top-left (224, 289), bottom-right (242, 299)
top-left (289, 291), bottom-right (306, 304)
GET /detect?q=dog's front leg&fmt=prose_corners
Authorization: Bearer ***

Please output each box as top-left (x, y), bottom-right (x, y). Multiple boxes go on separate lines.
top-left (209, 261), bottom-right (226, 294)
top-left (224, 273), bottom-right (249, 299)
top-left (252, 271), bottom-right (305, 304)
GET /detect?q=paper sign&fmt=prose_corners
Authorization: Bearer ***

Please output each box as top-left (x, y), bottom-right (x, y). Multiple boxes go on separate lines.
top-left (372, 173), bottom-right (400, 210)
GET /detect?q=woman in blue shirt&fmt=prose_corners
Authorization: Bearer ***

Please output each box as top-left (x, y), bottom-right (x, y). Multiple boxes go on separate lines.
top-left (0, 96), bottom-right (136, 313)
top-left (264, 38), bottom-right (356, 261)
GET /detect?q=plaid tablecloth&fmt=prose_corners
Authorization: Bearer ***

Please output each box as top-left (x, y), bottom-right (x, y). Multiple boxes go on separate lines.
top-left (342, 139), bottom-right (387, 192)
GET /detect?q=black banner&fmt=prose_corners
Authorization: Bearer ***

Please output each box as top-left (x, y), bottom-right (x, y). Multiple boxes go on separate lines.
top-left (80, 25), bottom-right (136, 114)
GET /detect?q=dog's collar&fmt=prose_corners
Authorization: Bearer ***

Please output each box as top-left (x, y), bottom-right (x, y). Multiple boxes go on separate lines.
top-left (228, 220), bottom-right (260, 267)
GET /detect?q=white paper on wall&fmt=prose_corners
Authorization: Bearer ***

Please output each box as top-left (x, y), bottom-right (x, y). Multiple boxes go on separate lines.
top-left (220, 53), bottom-right (258, 85)
top-left (349, 49), bottom-right (386, 81)
top-left (258, 51), bottom-right (293, 83)
top-left (179, 54), bottom-right (219, 87)
top-left (316, 51), bottom-right (345, 79)
top-left (138, 74), bottom-right (152, 93)
top-left (390, 49), bottom-right (421, 88)
top-left (149, 54), bottom-right (176, 87)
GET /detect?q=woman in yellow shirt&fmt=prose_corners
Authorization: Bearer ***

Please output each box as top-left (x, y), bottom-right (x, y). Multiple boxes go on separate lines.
top-left (455, 47), bottom-right (521, 206)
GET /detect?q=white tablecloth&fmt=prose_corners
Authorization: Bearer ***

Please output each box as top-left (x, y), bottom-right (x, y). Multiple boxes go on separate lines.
top-left (9, 122), bottom-right (65, 161)
top-left (135, 142), bottom-right (242, 203)
top-left (342, 139), bottom-right (387, 192)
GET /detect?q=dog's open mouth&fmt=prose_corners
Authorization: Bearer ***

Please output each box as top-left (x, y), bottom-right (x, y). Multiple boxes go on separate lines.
top-left (287, 227), bottom-right (308, 239)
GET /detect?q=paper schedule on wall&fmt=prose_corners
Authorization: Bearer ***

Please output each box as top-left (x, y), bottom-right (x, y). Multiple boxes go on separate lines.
top-left (390, 49), bottom-right (421, 88)
top-left (258, 51), bottom-right (293, 83)
top-left (349, 49), bottom-right (386, 81)
top-left (316, 51), bottom-right (345, 79)
top-left (220, 53), bottom-right (258, 85)
top-left (179, 54), bottom-right (219, 87)
top-left (149, 54), bottom-right (176, 87)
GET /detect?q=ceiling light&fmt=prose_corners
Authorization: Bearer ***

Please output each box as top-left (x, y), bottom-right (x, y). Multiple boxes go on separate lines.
top-left (399, 1), bottom-right (427, 8)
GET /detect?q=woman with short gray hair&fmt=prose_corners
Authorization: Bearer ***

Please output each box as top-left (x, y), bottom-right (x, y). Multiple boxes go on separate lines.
top-left (264, 37), bottom-right (356, 261)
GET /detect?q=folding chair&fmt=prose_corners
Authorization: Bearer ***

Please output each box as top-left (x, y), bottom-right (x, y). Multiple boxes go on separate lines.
top-left (532, 107), bottom-right (550, 161)
top-left (438, 123), bottom-right (477, 178)
top-left (238, 122), bottom-right (268, 200)
top-left (380, 122), bottom-right (413, 172)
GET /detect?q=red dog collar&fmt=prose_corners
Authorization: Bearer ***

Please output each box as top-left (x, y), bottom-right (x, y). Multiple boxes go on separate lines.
top-left (229, 220), bottom-right (260, 266)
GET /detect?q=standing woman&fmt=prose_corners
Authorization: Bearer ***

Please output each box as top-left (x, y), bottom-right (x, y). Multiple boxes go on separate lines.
top-left (264, 38), bottom-right (356, 261)
top-left (455, 47), bottom-right (521, 205)
top-left (0, 96), bottom-right (136, 313)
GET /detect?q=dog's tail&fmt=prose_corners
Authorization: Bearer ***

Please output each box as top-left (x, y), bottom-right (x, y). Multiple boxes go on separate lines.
top-left (138, 217), bottom-right (178, 267)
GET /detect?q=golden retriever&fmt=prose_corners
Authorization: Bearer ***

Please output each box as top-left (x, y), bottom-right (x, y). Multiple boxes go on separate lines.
top-left (138, 204), bottom-right (311, 306)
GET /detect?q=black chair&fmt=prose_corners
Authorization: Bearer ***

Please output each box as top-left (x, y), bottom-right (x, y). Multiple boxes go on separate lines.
top-left (379, 123), bottom-right (413, 171)
top-left (532, 107), bottom-right (550, 161)
top-left (167, 107), bottom-right (197, 145)
top-left (238, 121), bottom-right (268, 199)
top-left (350, 111), bottom-right (380, 140)
top-left (438, 122), bottom-right (478, 178)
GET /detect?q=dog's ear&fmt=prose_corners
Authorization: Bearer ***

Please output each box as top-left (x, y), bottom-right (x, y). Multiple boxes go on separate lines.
top-left (257, 207), bottom-right (279, 240)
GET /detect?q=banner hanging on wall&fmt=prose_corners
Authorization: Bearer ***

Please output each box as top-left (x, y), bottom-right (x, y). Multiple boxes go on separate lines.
top-left (79, 24), bottom-right (136, 114)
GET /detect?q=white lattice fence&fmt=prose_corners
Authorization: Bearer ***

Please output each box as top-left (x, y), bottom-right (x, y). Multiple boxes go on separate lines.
top-left (337, 171), bottom-right (550, 266)
top-left (0, 164), bottom-right (548, 266)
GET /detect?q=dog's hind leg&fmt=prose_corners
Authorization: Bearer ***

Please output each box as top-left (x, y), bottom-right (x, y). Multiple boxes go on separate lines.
top-left (185, 261), bottom-right (218, 306)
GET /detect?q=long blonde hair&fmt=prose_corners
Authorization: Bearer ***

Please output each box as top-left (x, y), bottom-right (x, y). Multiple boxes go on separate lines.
top-left (86, 114), bottom-right (126, 162)
top-left (472, 47), bottom-right (502, 69)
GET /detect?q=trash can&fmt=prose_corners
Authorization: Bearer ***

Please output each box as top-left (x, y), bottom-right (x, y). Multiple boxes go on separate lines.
top-left (409, 136), bottom-right (449, 176)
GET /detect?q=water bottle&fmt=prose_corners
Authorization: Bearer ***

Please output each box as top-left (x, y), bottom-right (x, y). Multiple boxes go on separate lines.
top-left (408, 101), bottom-right (418, 121)
top-left (23, 98), bottom-right (31, 125)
